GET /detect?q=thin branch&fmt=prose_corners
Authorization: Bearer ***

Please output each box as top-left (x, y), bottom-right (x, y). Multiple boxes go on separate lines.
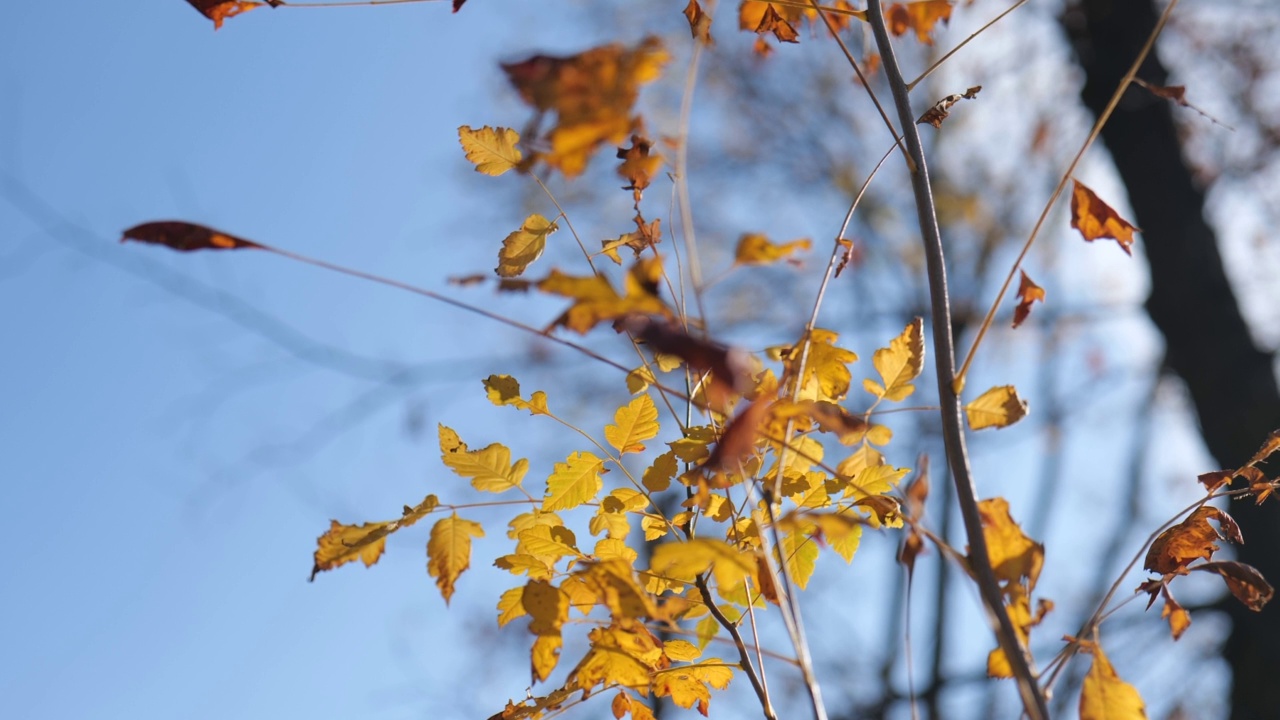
top-left (864, 2), bottom-right (1049, 718)
top-left (675, 0), bottom-right (713, 329)
top-left (954, 0), bottom-right (1180, 390)
top-left (906, 0), bottom-right (1030, 92)
top-left (696, 575), bottom-right (778, 720)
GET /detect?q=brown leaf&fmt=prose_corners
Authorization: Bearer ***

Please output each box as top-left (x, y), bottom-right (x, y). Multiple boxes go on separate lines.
top-left (616, 135), bottom-right (663, 200)
top-left (683, 0), bottom-right (714, 44)
top-left (755, 4), bottom-right (800, 43)
top-left (1144, 506), bottom-right (1242, 575)
top-left (701, 395), bottom-right (773, 478)
top-left (1012, 270), bottom-right (1045, 328)
top-left (186, 0), bottom-right (263, 29)
top-left (1070, 180), bottom-right (1140, 255)
top-left (121, 221), bottom-right (261, 252)
top-left (1197, 470), bottom-right (1233, 494)
top-left (617, 315), bottom-right (753, 409)
top-left (917, 85), bottom-right (981, 129)
top-left (1191, 561), bottom-right (1274, 611)
top-left (1243, 429), bottom-right (1280, 469)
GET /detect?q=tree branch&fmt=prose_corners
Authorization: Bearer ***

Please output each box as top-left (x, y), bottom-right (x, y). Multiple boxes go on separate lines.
top-left (862, 3), bottom-right (1049, 718)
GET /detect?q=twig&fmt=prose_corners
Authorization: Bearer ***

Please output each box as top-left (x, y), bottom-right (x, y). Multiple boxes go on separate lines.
top-left (695, 575), bottom-right (778, 720)
top-left (675, 0), bottom-right (713, 329)
top-left (864, 2), bottom-right (1049, 718)
top-left (954, 0), bottom-right (1180, 391)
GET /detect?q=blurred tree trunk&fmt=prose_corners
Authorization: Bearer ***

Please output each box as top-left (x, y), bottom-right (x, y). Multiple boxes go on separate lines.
top-left (1064, 1), bottom-right (1280, 717)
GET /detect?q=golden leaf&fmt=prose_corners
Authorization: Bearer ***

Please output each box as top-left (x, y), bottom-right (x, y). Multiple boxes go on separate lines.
top-left (650, 538), bottom-right (756, 591)
top-left (543, 451), bottom-right (607, 511)
top-left (569, 622), bottom-right (665, 692)
top-left (538, 263), bottom-right (669, 334)
top-left (779, 528), bottom-right (819, 589)
top-left (310, 494), bottom-right (438, 580)
top-left (1144, 506), bottom-right (1241, 575)
top-left (977, 497), bottom-right (1043, 588)
top-left (441, 441), bottom-right (529, 493)
top-left (866, 317), bottom-right (925, 402)
top-left (482, 374), bottom-right (549, 416)
top-left (964, 385), bottom-right (1029, 430)
top-left (885, 0), bottom-right (953, 44)
top-left (1079, 640), bottom-right (1148, 720)
top-left (530, 634), bottom-right (563, 683)
top-left (606, 394), bottom-right (661, 454)
top-left (652, 661), bottom-right (735, 715)
top-left (497, 214), bottom-right (558, 278)
top-left (1070, 180), bottom-right (1140, 255)
top-left (427, 513), bottom-right (484, 604)
top-left (498, 586), bottom-right (528, 627)
top-left (458, 125), bottom-right (522, 176)
top-left (663, 639), bottom-right (702, 662)
top-left (733, 233), bottom-right (812, 266)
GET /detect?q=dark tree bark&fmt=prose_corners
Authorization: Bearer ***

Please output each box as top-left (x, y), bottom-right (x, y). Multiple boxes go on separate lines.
top-left (1064, 1), bottom-right (1280, 717)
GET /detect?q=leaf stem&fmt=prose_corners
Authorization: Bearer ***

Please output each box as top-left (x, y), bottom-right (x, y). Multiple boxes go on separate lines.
top-left (864, 2), bottom-right (1049, 717)
top-left (954, 0), bottom-right (1179, 392)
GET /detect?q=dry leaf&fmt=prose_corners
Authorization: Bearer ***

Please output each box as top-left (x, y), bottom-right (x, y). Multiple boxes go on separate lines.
top-left (885, 1), bottom-right (953, 44)
top-left (1144, 506), bottom-right (1241, 575)
top-left (683, 0), bottom-right (714, 44)
top-left (964, 385), bottom-right (1029, 430)
top-left (917, 85), bottom-right (981, 128)
top-left (1012, 270), bottom-right (1045, 328)
top-left (186, 0), bottom-right (263, 29)
top-left (1191, 560), bottom-right (1274, 611)
top-left (459, 125), bottom-right (522, 176)
top-left (497, 214), bottom-right (558, 278)
top-left (122, 221), bottom-right (261, 252)
top-left (1070, 180), bottom-right (1140, 255)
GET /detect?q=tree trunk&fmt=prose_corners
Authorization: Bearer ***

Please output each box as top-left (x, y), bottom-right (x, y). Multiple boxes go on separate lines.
top-left (1064, 2), bottom-right (1280, 717)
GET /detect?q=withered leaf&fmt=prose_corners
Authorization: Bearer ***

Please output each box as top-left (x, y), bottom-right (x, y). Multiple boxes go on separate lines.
top-left (1144, 506), bottom-right (1242, 575)
top-left (186, 0), bottom-right (264, 29)
top-left (617, 135), bottom-right (663, 198)
top-left (1197, 470), bottom-right (1233, 494)
top-left (1191, 560), bottom-right (1274, 611)
top-left (917, 85), bottom-right (981, 129)
top-left (1070, 180), bottom-right (1140, 255)
top-left (683, 0), bottom-right (714, 44)
top-left (1243, 429), bottom-right (1280, 469)
top-left (755, 4), bottom-right (800, 43)
top-left (617, 315), bottom-right (753, 409)
top-left (964, 385), bottom-right (1029, 430)
top-left (701, 395), bottom-right (772, 476)
top-left (1012, 270), bottom-right (1045, 328)
top-left (122, 221), bottom-right (261, 252)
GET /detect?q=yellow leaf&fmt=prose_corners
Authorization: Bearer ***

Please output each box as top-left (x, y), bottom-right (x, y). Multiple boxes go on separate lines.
top-left (495, 553), bottom-right (555, 579)
top-left (626, 365), bottom-right (656, 394)
top-left (652, 660), bottom-right (735, 715)
top-left (606, 394), bottom-right (660, 454)
top-left (590, 507), bottom-right (631, 539)
top-left (538, 266), bottom-right (668, 334)
top-left (642, 515), bottom-right (673, 542)
top-left (310, 494), bottom-right (439, 580)
top-left (795, 329), bottom-right (859, 402)
top-left (1070, 179), bottom-right (1140, 256)
top-left (1079, 640), bottom-right (1148, 720)
top-left (576, 559), bottom-right (660, 619)
top-left (427, 513), bottom-right (484, 605)
top-left (977, 497), bottom-right (1043, 588)
top-left (964, 385), bottom-right (1029, 430)
top-left (498, 586), bottom-right (528, 627)
top-left (643, 450), bottom-right (678, 492)
top-left (458, 125), bottom-right (522, 176)
top-left (517, 528), bottom-right (583, 561)
top-left (483, 374), bottom-right (550, 416)
top-left (813, 511), bottom-right (864, 562)
top-left (779, 528), bottom-right (819, 589)
top-left (612, 691), bottom-right (658, 720)
top-left (440, 441), bottom-right (528, 493)
top-left (569, 622), bottom-right (664, 691)
top-left (594, 537), bottom-right (639, 565)
top-left (524, 579), bottom-right (569, 636)
top-left (543, 451), bottom-right (607, 511)
top-left (695, 615), bottom-right (719, 649)
top-left (531, 634), bottom-right (563, 683)
top-left (733, 233), bottom-right (812, 265)
top-left (497, 214), bottom-right (558, 278)
top-left (663, 639), bottom-right (702, 662)
top-left (438, 424), bottom-right (467, 454)
top-left (507, 509), bottom-right (564, 540)
top-left (869, 317), bottom-right (924, 402)
top-left (650, 538), bottom-right (756, 592)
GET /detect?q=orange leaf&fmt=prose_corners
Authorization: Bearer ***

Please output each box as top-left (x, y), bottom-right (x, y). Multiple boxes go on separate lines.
top-left (1070, 180), bottom-right (1140, 255)
top-left (755, 4), bottom-right (800, 43)
top-left (617, 135), bottom-right (664, 198)
top-left (1197, 470), bottom-right (1233, 494)
top-left (122, 220), bottom-right (261, 252)
top-left (1144, 506), bottom-right (1241, 575)
top-left (1191, 560), bottom-right (1274, 611)
top-left (186, 0), bottom-right (263, 30)
top-left (885, 1), bottom-right (953, 45)
top-left (1012, 270), bottom-right (1046, 328)
top-left (683, 0), bottom-right (714, 44)
top-left (976, 497), bottom-right (1043, 588)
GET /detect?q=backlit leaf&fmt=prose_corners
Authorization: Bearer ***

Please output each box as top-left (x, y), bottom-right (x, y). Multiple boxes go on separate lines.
top-left (868, 317), bottom-right (924, 401)
top-left (964, 385), bottom-right (1029, 430)
top-left (733, 233), bottom-right (812, 266)
top-left (1144, 506), bottom-right (1241, 575)
top-left (122, 220), bottom-right (260, 252)
top-left (1079, 640), bottom-right (1147, 720)
top-left (498, 586), bottom-right (528, 627)
top-left (543, 451), bottom-right (607, 511)
top-left (652, 661), bottom-right (734, 715)
top-left (482, 374), bottom-right (550, 416)
top-left (427, 513), bottom-right (484, 604)
top-left (185, 0), bottom-right (262, 29)
top-left (441, 441), bottom-right (529, 493)
top-left (310, 494), bottom-right (438, 581)
top-left (459, 125), bottom-right (522, 176)
top-left (650, 538), bottom-right (756, 591)
top-left (606, 394), bottom-right (660, 454)
top-left (497, 214), bottom-right (558, 278)
top-left (977, 497), bottom-right (1043, 588)
top-left (780, 528), bottom-right (819, 589)
top-left (539, 262), bottom-right (669, 334)
top-left (1191, 560), bottom-right (1274, 611)
top-left (1013, 271), bottom-right (1046, 328)
top-left (885, 1), bottom-right (953, 45)
top-left (1071, 180), bottom-right (1140, 255)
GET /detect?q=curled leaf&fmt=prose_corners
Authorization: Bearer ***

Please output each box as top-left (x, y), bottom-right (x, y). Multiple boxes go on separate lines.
top-left (497, 214), bottom-right (558, 278)
top-left (1191, 560), bottom-right (1274, 611)
top-left (964, 385), bottom-right (1029, 430)
top-left (121, 221), bottom-right (260, 252)
top-left (1012, 270), bottom-right (1045, 328)
top-left (917, 85), bottom-right (981, 128)
top-left (186, 0), bottom-right (263, 29)
top-left (1144, 506), bottom-right (1242, 575)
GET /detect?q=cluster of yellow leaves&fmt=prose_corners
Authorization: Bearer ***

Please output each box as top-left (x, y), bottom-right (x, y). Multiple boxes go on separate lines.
top-left (502, 38), bottom-right (669, 177)
top-left (976, 498), bottom-right (1052, 678)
